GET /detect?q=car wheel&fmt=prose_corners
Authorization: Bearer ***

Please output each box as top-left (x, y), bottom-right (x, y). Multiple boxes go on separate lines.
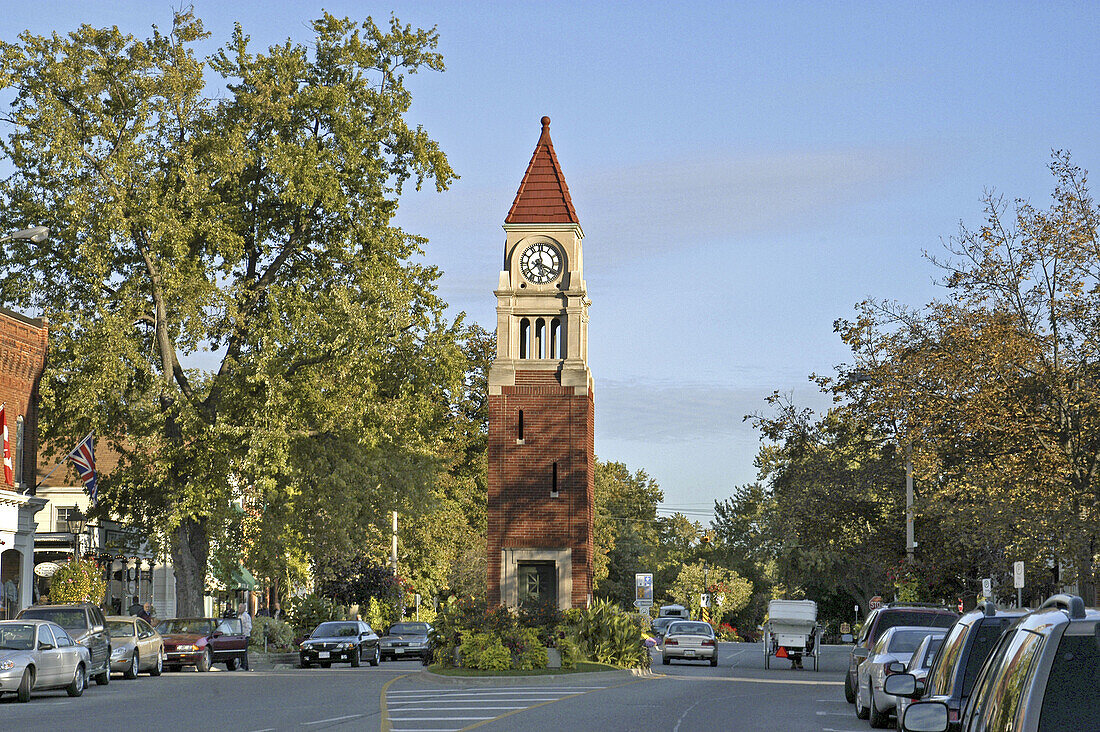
top-left (320, 661), bottom-right (331, 668)
top-left (166, 664), bottom-right (180, 673)
top-left (853, 678), bottom-right (871, 722)
top-left (124, 652), bottom-right (139, 680)
top-left (301, 660), bottom-right (312, 669)
top-left (844, 669), bottom-right (856, 703)
top-left (351, 646), bottom-right (361, 668)
top-left (96, 664), bottom-right (110, 685)
top-left (662, 654), bottom-right (671, 666)
top-left (67, 664), bottom-right (85, 697)
top-left (370, 645), bottom-right (380, 667)
top-left (710, 652), bottom-right (718, 667)
top-left (226, 657), bottom-right (239, 671)
top-left (869, 682), bottom-right (891, 729)
top-left (150, 651), bottom-right (163, 676)
top-left (197, 648), bottom-right (212, 673)
top-left (17, 667), bottom-right (33, 702)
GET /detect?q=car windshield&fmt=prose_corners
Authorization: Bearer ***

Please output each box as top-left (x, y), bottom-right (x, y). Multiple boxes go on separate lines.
top-left (107, 620), bottom-right (136, 638)
top-left (652, 618), bottom-right (674, 632)
top-left (0, 623), bottom-right (36, 650)
top-left (158, 619), bottom-right (214, 635)
top-left (668, 622), bottom-right (713, 636)
top-left (388, 623), bottom-right (428, 635)
top-left (888, 629), bottom-right (943, 655)
top-left (19, 608), bottom-right (88, 631)
top-left (874, 611), bottom-right (955, 643)
top-left (312, 622), bottom-right (359, 638)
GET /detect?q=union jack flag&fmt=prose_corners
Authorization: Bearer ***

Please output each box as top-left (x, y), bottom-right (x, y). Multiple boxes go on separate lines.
top-left (66, 433), bottom-right (97, 503)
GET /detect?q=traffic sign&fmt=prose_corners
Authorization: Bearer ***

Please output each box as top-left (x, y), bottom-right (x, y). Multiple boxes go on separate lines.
top-left (982, 578), bottom-right (992, 597)
top-left (635, 573), bottom-right (653, 603)
top-left (1013, 561), bottom-right (1025, 589)
top-left (633, 599), bottom-right (652, 609)
top-left (700, 593), bottom-right (710, 608)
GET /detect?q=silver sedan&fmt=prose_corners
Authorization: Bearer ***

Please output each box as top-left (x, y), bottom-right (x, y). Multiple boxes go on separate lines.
top-left (856, 625), bottom-right (948, 728)
top-left (660, 621), bottom-right (718, 666)
top-left (0, 620), bottom-right (90, 702)
top-left (107, 616), bottom-right (165, 678)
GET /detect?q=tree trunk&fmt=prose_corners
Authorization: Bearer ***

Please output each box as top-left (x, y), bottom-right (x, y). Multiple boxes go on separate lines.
top-left (1078, 537), bottom-right (1097, 607)
top-left (172, 517), bottom-right (210, 616)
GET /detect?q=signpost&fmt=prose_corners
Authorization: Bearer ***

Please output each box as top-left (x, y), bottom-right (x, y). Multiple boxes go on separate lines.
top-left (1014, 561), bottom-right (1025, 608)
top-left (982, 578), bottom-right (992, 600)
top-left (634, 573), bottom-right (653, 612)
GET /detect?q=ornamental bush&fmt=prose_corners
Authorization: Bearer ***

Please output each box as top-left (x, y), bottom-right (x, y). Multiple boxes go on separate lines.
top-left (251, 615), bottom-right (296, 651)
top-left (48, 559), bottom-right (106, 605)
top-left (568, 598), bottom-right (649, 669)
top-left (502, 626), bottom-right (547, 670)
top-left (287, 594), bottom-right (338, 637)
top-left (459, 632), bottom-right (512, 670)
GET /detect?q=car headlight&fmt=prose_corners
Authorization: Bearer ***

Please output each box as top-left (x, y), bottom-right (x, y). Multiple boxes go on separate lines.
top-left (176, 644), bottom-right (198, 652)
top-left (111, 647), bottom-right (127, 658)
top-left (0, 659), bottom-right (14, 670)
top-left (338, 642), bottom-right (355, 650)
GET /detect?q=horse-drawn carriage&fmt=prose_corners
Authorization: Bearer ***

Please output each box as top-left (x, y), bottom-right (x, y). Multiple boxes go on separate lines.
top-left (762, 599), bottom-right (821, 671)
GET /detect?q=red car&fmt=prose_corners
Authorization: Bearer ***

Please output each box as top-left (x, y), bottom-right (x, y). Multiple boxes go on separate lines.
top-left (158, 617), bottom-right (248, 672)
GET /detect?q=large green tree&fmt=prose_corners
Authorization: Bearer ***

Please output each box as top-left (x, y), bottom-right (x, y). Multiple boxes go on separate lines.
top-left (0, 10), bottom-right (457, 613)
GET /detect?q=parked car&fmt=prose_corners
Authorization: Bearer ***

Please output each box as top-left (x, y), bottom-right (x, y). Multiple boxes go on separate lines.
top-left (106, 616), bottom-right (164, 678)
top-left (299, 620), bottom-right (380, 668)
top-left (379, 622), bottom-right (431, 661)
top-left (661, 620), bottom-right (718, 666)
top-left (893, 594), bottom-right (1100, 732)
top-left (883, 602), bottom-right (1028, 731)
top-left (855, 625), bottom-right (948, 728)
top-left (159, 617), bottom-right (248, 672)
top-left (651, 617), bottom-right (677, 640)
top-left (845, 603), bottom-right (958, 704)
top-left (0, 619), bottom-right (90, 702)
top-left (17, 603), bottom-right (111, 686)
top-left (894, 632), bottom-right (946, 731)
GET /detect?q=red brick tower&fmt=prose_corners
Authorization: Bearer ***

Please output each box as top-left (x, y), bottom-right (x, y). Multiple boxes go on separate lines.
top-left (487, 117), bottom-right (594, 610)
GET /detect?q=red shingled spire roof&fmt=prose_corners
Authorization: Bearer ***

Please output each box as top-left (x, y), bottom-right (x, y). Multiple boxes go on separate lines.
top-left (505, 116), bottom-right (579, 224)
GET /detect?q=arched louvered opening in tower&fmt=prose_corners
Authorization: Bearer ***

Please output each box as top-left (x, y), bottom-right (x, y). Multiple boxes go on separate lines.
top-left (534, 318), bottom-right (546, 358)
top-left (519, 318), bottom-right (530, 359)
top-left (550, 318), bottom-right (563, 359)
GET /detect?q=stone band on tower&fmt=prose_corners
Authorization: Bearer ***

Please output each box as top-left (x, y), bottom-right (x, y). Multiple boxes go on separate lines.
top-left (486, 117), bottom-right (594, 609)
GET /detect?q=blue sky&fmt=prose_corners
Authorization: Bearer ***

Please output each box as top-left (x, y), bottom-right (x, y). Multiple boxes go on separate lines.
top-left (5, 1), bottom-right (1099, 520)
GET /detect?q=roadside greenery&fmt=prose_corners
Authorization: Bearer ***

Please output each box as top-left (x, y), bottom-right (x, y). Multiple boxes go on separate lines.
top-left (47, 559), bottom-right (107, 605)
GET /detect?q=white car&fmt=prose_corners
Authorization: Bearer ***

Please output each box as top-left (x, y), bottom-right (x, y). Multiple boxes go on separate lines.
top-left (660, 620), bottom-right (718, 666)
top-left (856, 625), bottom-right (948, 728)
top-left (0, 620), bottom-right (90, 702)
top-left (893, 632), bottom-right (944, 730)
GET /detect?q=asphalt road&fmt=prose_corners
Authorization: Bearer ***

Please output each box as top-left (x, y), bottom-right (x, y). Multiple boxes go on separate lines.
top-left (1, 643), bottom-right (868, 732)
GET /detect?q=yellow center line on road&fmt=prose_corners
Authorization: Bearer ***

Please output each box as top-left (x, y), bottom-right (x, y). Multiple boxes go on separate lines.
top-left (379, 673), bottom-right (413, 732)
top-left (452, 677), bottom-right (653, 731)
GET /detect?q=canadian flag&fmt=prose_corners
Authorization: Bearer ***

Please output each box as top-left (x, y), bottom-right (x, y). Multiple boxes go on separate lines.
top-left (1, 405), bottom-right (11, 485)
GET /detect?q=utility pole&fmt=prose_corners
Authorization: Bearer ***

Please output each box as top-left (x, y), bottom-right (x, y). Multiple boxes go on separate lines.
top-left (905, 443), bottom-right (915, 563)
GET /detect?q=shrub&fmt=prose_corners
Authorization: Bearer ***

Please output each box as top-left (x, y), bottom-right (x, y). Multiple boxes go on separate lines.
top-left (48, 559), bottom-right (106, 605)
top-left (557, 635), bottom-right (582, 668)
top-left (251, 616), bottom-right (296, 651)
top-left (568, 598), bottom-right (649, 669)
top-left (502, 626), bottom-right (547, 670)
top-left (366, 596), bottom-right (396, 631)
top-left (287, 594), bottom-right (337, 637)
top-left (518, 598), bottom-right (563, 646)
top-left (459, 632), bottom-right (512, 670)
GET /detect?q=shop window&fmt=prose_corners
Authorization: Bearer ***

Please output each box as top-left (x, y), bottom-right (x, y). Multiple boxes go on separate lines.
top-left (1, 549), bottom-right (23, 620)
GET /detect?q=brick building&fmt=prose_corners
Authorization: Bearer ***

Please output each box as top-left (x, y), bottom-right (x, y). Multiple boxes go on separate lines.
top-left (0, 307), bottom-right (48, 618)
top-left (487, 117), bottom-right (594, 609)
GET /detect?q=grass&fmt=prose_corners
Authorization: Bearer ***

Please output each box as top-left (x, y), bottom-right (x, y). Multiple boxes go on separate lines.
top-left (428, 661), bottom-right (621, 677)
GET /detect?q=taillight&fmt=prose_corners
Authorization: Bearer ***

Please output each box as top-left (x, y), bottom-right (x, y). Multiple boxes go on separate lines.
top-left (701, 640), bottom-right (715, 647)
top-left (664, 639), bottom-right (678, 645)
top-left (949, 709), bottom-right (959, 723)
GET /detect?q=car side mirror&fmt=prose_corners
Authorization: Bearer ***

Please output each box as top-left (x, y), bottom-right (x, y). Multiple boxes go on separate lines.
top-left (901, 701), bottom-right (949, 732)
top-left (211, 630), bottom-right (223, 639)
top-left (38, 642), bottom-right (55, 651)
top-left (92, 625), bottom-right (104, 634)
top-left (883, 673), bottom-right (917, 697)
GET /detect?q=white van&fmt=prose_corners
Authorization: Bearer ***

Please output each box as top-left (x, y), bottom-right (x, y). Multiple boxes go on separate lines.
top-left (658, 604), bottom-right (690, 620)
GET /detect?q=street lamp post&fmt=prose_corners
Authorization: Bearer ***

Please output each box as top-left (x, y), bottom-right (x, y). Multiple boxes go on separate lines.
top-left (65, 508), bottom-right (87, 556)
top-left (0, 226), bottom-right (49, 244)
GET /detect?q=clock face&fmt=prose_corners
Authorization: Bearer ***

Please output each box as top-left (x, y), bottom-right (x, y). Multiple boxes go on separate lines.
top-left (519, 243), bottom-right (562, 284)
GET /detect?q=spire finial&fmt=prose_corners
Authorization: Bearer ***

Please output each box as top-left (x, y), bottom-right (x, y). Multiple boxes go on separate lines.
top-left (541, 115), bottom-right (551, 131)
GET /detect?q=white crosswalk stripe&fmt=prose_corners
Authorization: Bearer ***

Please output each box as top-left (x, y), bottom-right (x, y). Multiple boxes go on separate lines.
top-left (386, 684), bottom-right (607, 731)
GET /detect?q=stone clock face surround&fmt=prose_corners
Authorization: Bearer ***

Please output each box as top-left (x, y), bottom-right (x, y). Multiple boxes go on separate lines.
top-left (519, 242), bottom-right (562, 284)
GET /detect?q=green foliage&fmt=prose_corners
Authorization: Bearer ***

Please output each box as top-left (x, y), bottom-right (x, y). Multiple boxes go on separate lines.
top-left (556, 635), bottom-right (582, 668)
top-left (502, 626), bottom-right (548, 670)
top-left (250, 615), bottom-right (296, 651)
top-left (48, 559), bottom-right (106, 605)
top-left (366, 596), bottom-right (396, 631)
top-left (517, 598), bottom-right (564, 646)
top-left (287, 594), bottom-right (338, 637)
top-left (594, 462), bottom-right (663, 604)
top-left (0, 8), bottom-right (460, 614)
top-left (458, 632), bottom-right (512, 671)
top-left (567, 599), bottom-right (649, 669)
top-left (669, 562), bottom-right (752, 623)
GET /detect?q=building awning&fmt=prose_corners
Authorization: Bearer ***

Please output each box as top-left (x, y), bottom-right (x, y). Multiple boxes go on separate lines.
top-left (229, 565), bottom-right (256, 590)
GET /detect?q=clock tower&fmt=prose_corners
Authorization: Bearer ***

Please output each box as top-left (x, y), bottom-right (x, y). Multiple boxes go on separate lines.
top-left (487, 117), bottom-right (594, 610)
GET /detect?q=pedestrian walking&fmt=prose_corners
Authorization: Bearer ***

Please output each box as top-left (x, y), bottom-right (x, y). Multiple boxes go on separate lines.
top-left (238, 602), bottom-right (252, 670)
